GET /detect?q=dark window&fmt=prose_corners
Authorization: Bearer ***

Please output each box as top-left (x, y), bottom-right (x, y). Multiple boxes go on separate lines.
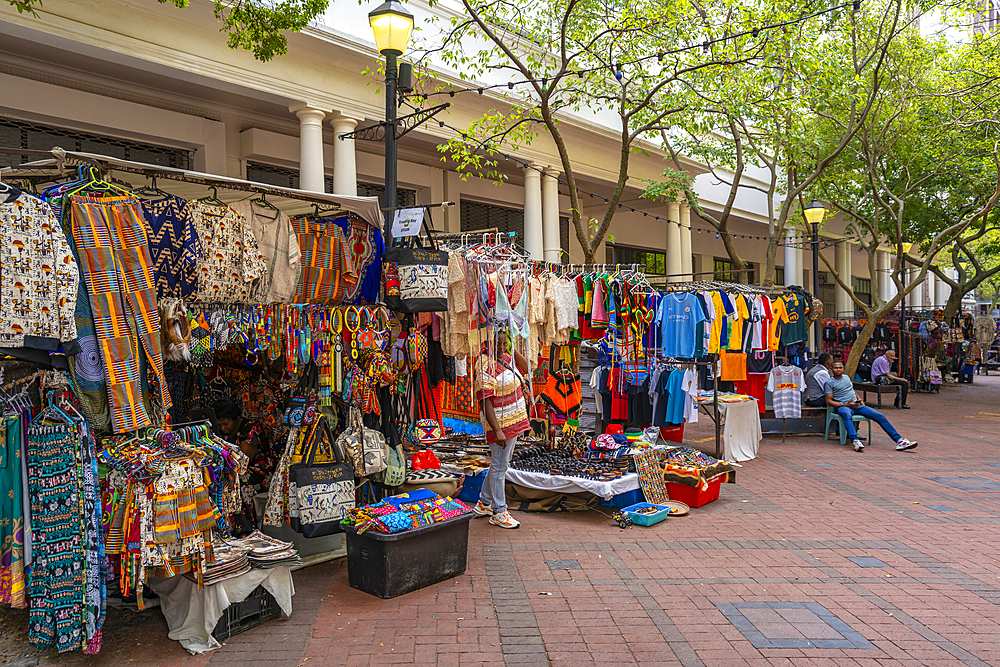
top-left (776, 266), bottom-right (785, 286)
top-left (0, 118), bottom-right (192, 169)
top-left (818, 272), bottom-right (836, 316)
top-left (606, 244), bottom-right (666, 274)
top-left (714, 258), bottom-right (756, 283)
top-left (852, 277), bottom-right (872, 307)
top-left (357, 181), bottom-right (417, 209)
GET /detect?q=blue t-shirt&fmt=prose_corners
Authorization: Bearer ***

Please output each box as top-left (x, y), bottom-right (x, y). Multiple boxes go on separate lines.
top-left (823, 375), bottom-right (856, 403)
top-left (657, 293), bottom-right (707, 359)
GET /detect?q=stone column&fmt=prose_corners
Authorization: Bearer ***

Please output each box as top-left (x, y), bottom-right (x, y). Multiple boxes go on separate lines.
top-left (835, 240), bottom-right (853, 316)
top-left (926, 274), bottom-right (937, 309)
top-left (330, 115), bottom-right (358, 196)
top-left (291, 104), bottom-right (328, 193)
top-left (679, 203), bottom-right (692, 279)
top-left (666, 201), bottom-right (682, 282)
top-left (784, 230), bottom-right (799, 287)
top-left (542, 168), bottom-right (562, 263)
top-left (523, 166), bottom-right (543, 261)
top-left (877, 250), bottom-right (891, 301)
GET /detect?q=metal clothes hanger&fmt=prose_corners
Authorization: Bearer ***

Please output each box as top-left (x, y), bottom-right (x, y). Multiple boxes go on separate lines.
top-left (197, 185), bottom-right (227, 207)
top-left (251, 191), bottom-right (280, 211)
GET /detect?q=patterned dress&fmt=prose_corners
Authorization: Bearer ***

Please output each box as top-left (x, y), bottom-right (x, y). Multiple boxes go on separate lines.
top-left (0, 414), bottom-right (27, 609)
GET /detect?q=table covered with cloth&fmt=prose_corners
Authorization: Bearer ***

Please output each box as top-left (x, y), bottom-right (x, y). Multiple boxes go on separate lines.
top-left (505, 468), bottom-right (639, 500)
top-left (148, 565), bottom-right (294, 654)
top-left (699, 398), bottom-right (761, 462)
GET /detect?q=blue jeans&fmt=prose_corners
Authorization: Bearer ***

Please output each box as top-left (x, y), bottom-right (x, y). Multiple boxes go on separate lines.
top-left (480, 438), bottom-right (516, 513)
top-left (836, 406), bottom-right (901, 442)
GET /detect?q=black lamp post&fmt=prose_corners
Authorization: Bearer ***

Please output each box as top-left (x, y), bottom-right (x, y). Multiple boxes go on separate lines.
top-left (369, 0), bottom-right (414, 218)
top-left (803, 199), bottom-right (827, 350)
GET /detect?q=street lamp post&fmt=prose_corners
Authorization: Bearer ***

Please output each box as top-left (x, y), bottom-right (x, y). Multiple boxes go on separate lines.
top-left (898, 238), bottom-right (913, 361)
top-left (369, 0), bottom-right (414, 221)
top-left (803, 199), bottom-right (827, 351)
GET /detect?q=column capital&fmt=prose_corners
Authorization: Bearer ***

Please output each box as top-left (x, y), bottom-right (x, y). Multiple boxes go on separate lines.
top-left (330, 113), bottom-right (360, 129)
top-left (523, 166), bottom-right (542, 182)
top-left (541, 166), bottom-right (560, 179)
top-left (290, 103), bottom-right (329, 122)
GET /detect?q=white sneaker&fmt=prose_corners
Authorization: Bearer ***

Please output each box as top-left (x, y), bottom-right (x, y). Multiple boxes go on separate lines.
top-left (895, 439), bottom-right (918, 451)
top-left (489, 510), bottom-right (520, 529)
top-left (472, 501), bottom-right (493, 517)
top-left (853, 439), bottom-right (864, 452)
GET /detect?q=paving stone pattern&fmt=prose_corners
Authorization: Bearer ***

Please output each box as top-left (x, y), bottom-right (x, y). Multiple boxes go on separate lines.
top-left (6, 377), bottom-right (1000, 666)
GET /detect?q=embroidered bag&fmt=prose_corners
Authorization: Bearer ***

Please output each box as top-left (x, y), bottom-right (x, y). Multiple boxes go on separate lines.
top-left (408, 327), bottom-right (428, 366)
top-left (288, 416), bottom-right (355, 537)
top-left (383, 214), bottom-right (448, 312)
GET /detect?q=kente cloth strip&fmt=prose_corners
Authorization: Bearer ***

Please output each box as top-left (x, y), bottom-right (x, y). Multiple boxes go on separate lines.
top-left (70, 195), bottom-right (171, 433)
top-left (26, 423), bottom-right (85, 653)
top-left (291, 214), bottom-right (356, 304)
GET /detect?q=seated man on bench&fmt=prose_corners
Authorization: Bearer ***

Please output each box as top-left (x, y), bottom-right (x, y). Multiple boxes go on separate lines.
top-left (804, 353), bottom-right (832, 408)
top-left (871, 350), bottom-right (910, 409)
top-left (825, 360), bottom-right (918, 453)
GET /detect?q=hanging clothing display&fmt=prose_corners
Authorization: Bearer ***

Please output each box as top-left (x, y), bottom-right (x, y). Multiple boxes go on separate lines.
top-left (0, 413), bottom-right (27, 609)
top-left (189, 202), bottom-right (267, 303)
top-left (140, 195), bottom-right (201, 300)
top-left (231, 200), bottom-right (301, 304)
top-left (0, 193), bottom-right (81, 352)
top-left (69, 195), bottom-right (172, 433)
top-left (767, 364), bottom-right (806, 418)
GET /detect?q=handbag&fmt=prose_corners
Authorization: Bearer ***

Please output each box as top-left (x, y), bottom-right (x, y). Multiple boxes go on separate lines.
top-left (383, 217), bottom-right (448, 312)
top-left (288, 416), bottom-right (355, 537)
top-left (284, 362), bottom-right (319, 427)
top-left (408, 327), bottom-right (428, 366)
top-left (340, 405), bottom-right (388, 477)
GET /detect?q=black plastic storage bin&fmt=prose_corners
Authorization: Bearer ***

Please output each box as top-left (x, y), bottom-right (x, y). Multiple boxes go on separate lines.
top-left (212, 584), bottom-right (281, 641)
top-left (345, 513), bottom-right (473, 598)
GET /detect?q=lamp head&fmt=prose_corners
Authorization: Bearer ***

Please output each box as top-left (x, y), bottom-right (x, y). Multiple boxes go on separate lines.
top-left (369, 0), bottom-right (414, 56)
top-left (803, 198), bottom-right (826, 227)
top-left (901, 239), bottom-right (913, 254)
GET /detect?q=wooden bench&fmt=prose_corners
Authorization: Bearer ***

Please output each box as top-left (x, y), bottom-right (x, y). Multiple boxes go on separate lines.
top-left (979, 362), bottom-right (1000, 376)
top-left (853, 382), bottom-right (901, 408)
top-left (761, 406), bottom-right (828, 439)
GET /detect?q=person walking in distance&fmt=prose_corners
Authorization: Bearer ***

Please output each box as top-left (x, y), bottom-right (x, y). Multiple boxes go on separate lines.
top-left (824, 360), bottom-right (918, 452)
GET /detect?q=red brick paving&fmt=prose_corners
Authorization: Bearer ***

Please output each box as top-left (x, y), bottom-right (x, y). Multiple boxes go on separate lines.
top-left (6, 376), bottom-right (1000, 666)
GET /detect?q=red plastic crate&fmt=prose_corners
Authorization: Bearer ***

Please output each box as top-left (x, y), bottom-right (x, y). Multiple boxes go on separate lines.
top-left (666, 475), bottom-right (722, 508)
top-left (660, 424), bottom-right (685, 443)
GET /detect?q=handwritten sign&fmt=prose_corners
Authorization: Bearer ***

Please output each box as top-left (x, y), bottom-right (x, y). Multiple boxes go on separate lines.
top-left (392, 207), bottom-right (424, 238)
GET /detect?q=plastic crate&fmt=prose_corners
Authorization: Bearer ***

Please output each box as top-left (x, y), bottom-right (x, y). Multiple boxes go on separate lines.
top-left (600, 487), bottom-right (645, 509)
top-left (345, 513), bottom-right (472, 599)
top-left (666, 475), bottom-right (722, 508)
top-left (212, 585), bottom-right (281, 642)
top-left (456, 470), bottom-right (487, 503)
top-left (620, 502), bottom-right (671, 526)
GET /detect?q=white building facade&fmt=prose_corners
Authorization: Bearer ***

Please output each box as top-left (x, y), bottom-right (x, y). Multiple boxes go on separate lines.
top-left (0, 0), bottom-right (938, 315)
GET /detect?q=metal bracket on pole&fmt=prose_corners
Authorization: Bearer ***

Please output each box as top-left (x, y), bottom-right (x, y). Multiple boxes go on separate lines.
top-left (338, 103), bottom-right (451, 142)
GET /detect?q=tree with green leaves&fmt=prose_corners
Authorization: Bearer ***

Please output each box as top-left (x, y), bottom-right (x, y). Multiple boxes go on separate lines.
top-left (7, 0), bottom-right (327, 61)
top-left (815, 15), bottom-right (1000, 376)
top-left (415, 0), bottom-right (782, 263)
top-left (645, 0), bottom-right (919, 286)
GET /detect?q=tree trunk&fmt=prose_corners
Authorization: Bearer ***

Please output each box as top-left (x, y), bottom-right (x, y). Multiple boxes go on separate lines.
top-left (844, 316), bottom-right (881, 378)
top-left (942, 288), bottom-right (964, 322)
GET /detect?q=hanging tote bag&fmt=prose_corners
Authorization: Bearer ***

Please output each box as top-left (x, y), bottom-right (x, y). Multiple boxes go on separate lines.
top-left (383, 213), bottom-right (448, 312)
top-left (287, 417), bottom-right (355, 537)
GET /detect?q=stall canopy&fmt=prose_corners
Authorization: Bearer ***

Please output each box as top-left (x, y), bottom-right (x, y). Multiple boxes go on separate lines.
top-left (1, 147), bottom-right (384, 230)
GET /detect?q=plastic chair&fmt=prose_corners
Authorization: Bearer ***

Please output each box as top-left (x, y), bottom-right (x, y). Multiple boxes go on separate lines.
top-left (824, 407), bottom-right (871, 445)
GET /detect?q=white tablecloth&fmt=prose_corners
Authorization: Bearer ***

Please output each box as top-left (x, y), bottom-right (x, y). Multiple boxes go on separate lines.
top-left (149, 565), bottom-right (295, 654)
top-left (505, 469), bottom-right (640, 500)
top-left (718, 399), bottom-right (761, 462)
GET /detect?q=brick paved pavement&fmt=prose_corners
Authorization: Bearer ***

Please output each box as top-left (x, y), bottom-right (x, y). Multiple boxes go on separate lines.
top-left (6, 376), bottom-right (1000, 667)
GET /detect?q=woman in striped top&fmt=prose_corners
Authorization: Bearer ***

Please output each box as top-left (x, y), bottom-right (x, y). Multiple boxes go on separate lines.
top-left (473, 328), bottom-right (530, 529)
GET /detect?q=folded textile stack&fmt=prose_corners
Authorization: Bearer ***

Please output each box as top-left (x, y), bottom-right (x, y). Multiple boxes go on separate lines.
top-left (240, 531), bottom-right (300, 569)
top-left (197, 540), bottom-right (251, 585)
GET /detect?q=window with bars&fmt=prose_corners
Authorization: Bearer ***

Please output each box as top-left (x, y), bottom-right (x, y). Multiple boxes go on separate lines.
top-left (0, 118), bottom-right (193, 169)
top-left (605, 244), bottom-right (666, 274)
top-left (714, 257), bottom-right (756, 283)
top-left (776, 266), bottom-right (785, 286)
top-left (244, 161), bottom-right (416, 205)
top-left (460, 200), bottom-right (569, 258)
top-left (852, 276), bottom-right (872, 306)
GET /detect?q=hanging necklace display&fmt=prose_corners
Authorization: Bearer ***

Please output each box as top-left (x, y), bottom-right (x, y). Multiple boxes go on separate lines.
top-left (331, 307), bottom-right (344, 390)
top-left (345, 305), bottom-right (361, 360)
